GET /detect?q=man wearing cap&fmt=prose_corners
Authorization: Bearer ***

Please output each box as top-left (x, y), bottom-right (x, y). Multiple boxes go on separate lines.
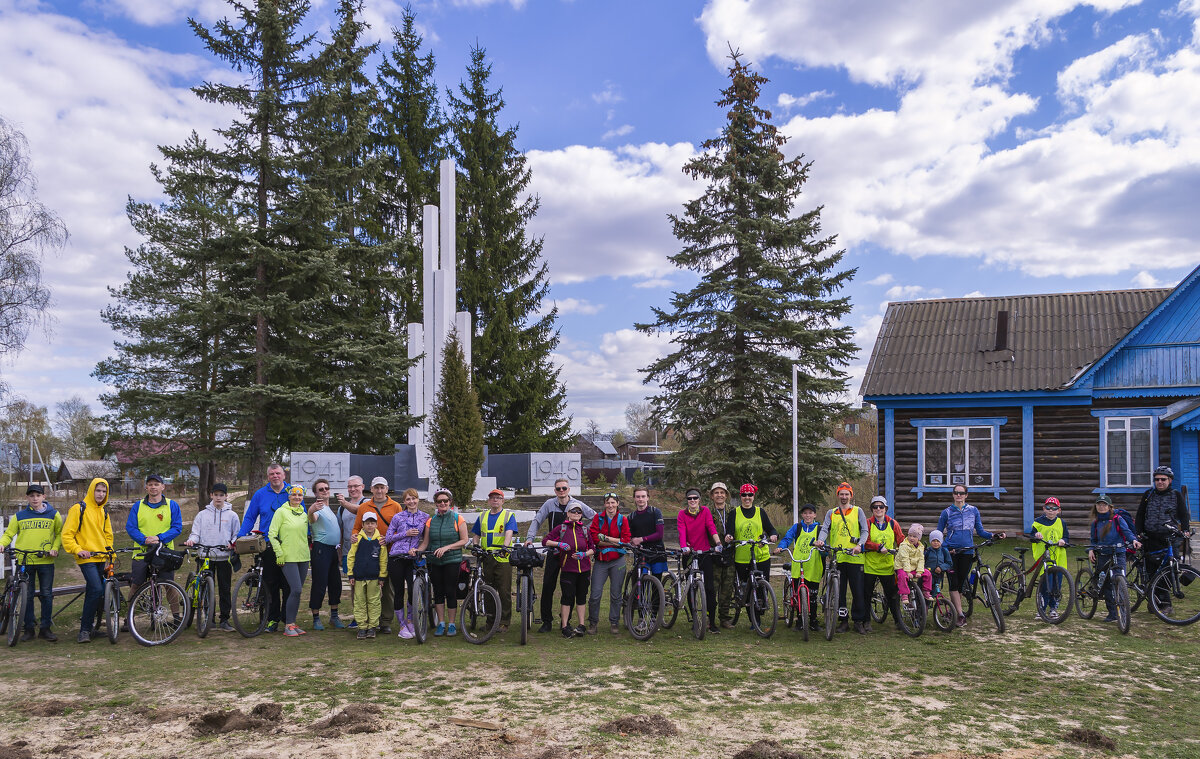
top-left (126, 474), bottom-right (184, 592)
top-left (526, 478), bottom-right (595, 632)
top-left (185, 482), bottom-right (239, 631)
top-left (353, 477), bottom-right (402, 632)
top-left (723, 484), bottom-right (778, 628)
top-left (473, 489), bottom-right (519, 631)
top-left (588, 491), bottom-right (631, 634)
top-left (817, 482), bottom-right (869, 633)
top-left (335, 476), bottom-right (367, 577)
top-left (708, 482), bottom-right (736, 628)
top-left (1, 484), bottom-right (62, 641)
top-left (239, 463), bottom-right (293, 631)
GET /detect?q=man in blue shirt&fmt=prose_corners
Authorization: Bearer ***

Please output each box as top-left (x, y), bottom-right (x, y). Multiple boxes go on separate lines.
top-left (472, 489), bottom-right (518, 632)
top-left (126, 474), bottom-right (183, 591)
top-left (239, 463), bottom-right (291, 631)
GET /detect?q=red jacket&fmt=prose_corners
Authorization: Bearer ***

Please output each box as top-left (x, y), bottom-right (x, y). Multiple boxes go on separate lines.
top-left (863, 515), bottom-right (905, 552)
top-left (590, 511), bottom-right (631, 562)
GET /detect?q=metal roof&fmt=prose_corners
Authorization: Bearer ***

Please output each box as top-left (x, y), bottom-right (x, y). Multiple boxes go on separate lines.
top-left (860, 288), bottom-right (1171, 397)
top-left (594, 440), bottom-right (618, 456)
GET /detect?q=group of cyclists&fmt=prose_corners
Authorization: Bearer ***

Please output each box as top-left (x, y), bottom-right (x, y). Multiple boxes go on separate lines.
top-left (0, 462), bottom-right (1193, 645)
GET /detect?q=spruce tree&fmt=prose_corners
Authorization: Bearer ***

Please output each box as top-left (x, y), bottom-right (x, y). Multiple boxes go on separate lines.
top-left (636, 54), bottom-right (857, 505)
top-left (428, 333), bottom-right (484, 508)
top-left (448, 45), bottom-right (571, 454)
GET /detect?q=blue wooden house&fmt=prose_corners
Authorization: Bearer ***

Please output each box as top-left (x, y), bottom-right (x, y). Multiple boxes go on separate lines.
top-left (860, 264), bottom-right (1200, 532)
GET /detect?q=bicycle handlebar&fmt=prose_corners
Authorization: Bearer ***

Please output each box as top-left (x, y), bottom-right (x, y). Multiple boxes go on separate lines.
top-left (4, 547), bottom-right (49, 560)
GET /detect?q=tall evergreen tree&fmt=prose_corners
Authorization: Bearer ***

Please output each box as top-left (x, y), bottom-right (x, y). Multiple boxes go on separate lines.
top-left (448, 45), bottom-right (571, 454)
top-left (428, 333), bottom-right (484, 508)
top-left (636, 55), bottom-right (857, 505)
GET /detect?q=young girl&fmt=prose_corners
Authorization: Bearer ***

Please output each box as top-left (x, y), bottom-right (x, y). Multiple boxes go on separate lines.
top-left (925, 530), bottom-right (952, 596)
top-left (1089, 495), bottom-right (1140, 622)
top-left (543, 503), bottom-right (595, 638)
top-left (894, 524), bottom-right (932, 601)
top-left (774, 503), bottom-right (822, 630)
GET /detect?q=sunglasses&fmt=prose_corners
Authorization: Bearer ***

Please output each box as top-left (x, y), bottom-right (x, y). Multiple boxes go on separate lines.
top-left (604, 492), bottom-right (619, 500)
top-left (434, 499), bottom-right (450, 505)
top-left (555, 486), bottom-right (569, 492)
top-left (871, 505), bottom-right (887, 510)
top-left (1045, 505), bottom-right (1061, 510)
top-left (1154, 477), bottom-right (1170, 482)
top-left (953, 492), bottom-right (967, 496)
top-left (315, 487), bottom-right (329, 492)
top-left (686, 495), bottom-right (700, 501)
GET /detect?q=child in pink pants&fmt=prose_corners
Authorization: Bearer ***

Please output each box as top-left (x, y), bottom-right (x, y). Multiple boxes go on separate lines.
top-left (894, 523), bottom-right (933, 600)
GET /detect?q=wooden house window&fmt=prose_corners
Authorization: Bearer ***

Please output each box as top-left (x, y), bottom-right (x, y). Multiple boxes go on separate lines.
top-left (922, 426), bottom-right (994, 488)
top-left (1103, 416), bottom-right (1153, 488)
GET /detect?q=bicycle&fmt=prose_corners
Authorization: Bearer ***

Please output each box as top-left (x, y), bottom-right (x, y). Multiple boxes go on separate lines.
top-left (126, 545), bottom-right (189, 647)
top-left (928, 570), bottom-right (956, 633)
top-left (993, 545), bottom-right (1030, 616)
top-left (407, 549), bottom-right (439, 644)
top-left (618, 544), bottom-right (666, 641)
top-left (817, 546), bottom-right (852, 641)
top-left (728, 540), bottom-right (777, 638)
top-left (1127, 544), bottom-right (1149, 612)
top-left (893, 565), bottom-right (927, 638)
top-left (0, 548), bottom-right (48, 647)
top-left (231, 539), bottom-right (269, 638)
top-left (1075, 544), bottom-right (1132, 634)
top-left (461, 545), bottom-right (504, 644)
top-left (774, 545), bottom-right (817, 642)
top-left (91, 547), bottom-right (136, 644)
top-left (1143, 526), bottom-right (1200, 625)
top-left (183, 544), bottom-right (228, 638)
top-left (1022, 538), bottom-right (1076, 625)
top-left (665, 548), bottom-right (717, 640)
top-left (949, 539), bottom-right (1006, 633)
top-left (510, 544), bottom-right (547, 646)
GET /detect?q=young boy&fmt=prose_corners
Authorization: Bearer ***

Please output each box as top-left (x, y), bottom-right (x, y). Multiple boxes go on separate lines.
top-left (1027, 496), bottom-right (1070, 612)
top-left (925, 530), bottom-right (952, 596)
top-left (894, 524), bottom-right (933, 601)
top-left (1, 485), bottom-right (62, 641)
top-left (774, 503), bottom-right (823, 630)
top-left (348, 513), bottom-right (388, 640)
top-left (184, 483), bottom-right (239, 631)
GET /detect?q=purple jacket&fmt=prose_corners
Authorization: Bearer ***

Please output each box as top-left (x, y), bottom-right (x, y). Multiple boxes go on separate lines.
top-left (544, 521), bottom-right (595, 574)
top-left (385, 509), bottom-right (430, 557)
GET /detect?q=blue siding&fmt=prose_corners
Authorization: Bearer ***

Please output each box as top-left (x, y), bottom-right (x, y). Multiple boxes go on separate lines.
top-left (1136, 276), bottom-right (1200, 345)
top-left (1177, 429), bottom-right (1200, 521)
top-left (1094, 345), bottom-right (1200, 389)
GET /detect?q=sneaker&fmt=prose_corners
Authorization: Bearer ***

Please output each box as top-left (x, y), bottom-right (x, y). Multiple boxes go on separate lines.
top-left (347, 620), bottom-right (358, 629)
top-left (312, 618), bottom-right (325, 631)
top-left (329, 615), bottom-right (345, 629)
top-left (957, 615), bottom-right (967, 628)
top-left (379, 625), bottom-right (391, 634)
top-left (434, 622), bottom-right (446, 636)
top-left (573, 624), bottom-right (587, 636)
top-left (218, 621), bottom-right (234, 632)
top-left (357, 629), bottom-right (367, 640)
top-left (561, 626), bottom-right (574, 638)
top-left (720, 620), bottom-right (734, 629)
top-left (924, 594), bottom-right (934, 602)
top-left (284, 624), bottom-right (302, 637)
top-left (39, 628), bottom-right (58, 642)
top-left (835, 620), bottom-right (850, 634)
top-left (76, 630), bottom-right (92, 643)
top-left (446, 623), bottom-right (457, 636)
top-left (587, 622), bottom-right (598, 635)
top-left (265, 621), bottom-right (279, 633)
top-left (367, 627), bottom-right (377, 639)
top-left (399, 624), bottom-right (414, 639)
top-left (20, 628), bottom-right (34, 642)
top-left (537, 621), bottom-right (552, 633)
top-left (1101, 614), bottom-right (1118, 623)
top-left (610, 623), bottom-right (620, 634)
top-left (708, 624), bottom-right (720, 634)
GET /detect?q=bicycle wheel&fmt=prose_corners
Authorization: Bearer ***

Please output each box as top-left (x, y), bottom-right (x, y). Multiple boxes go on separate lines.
top-left (196, 576), bottom-right (214, 638)
top-left (1128, 562), bottom-right (1146, 611)
top-left (993, 560), bottom-right (1025, 616)
top-left (932, 597), bottom-right (955, 633)
top-left (798, 583), bottom-right (810, 642)
top-left (104, 582), bottom-right (121, 644)
top-left (1074, 568), bottom-right (1098, 619)
top-left (660, 571), bottom-right (680, 630)
top-left (517, 574), bottom-right (531, 646)
top-left (981, 574), bottom-right (1005, 633)
top-left (412, 579), bottom-right (429, 643)
top-left (961, 574), bottom-right (976, 618)
top-left (6, 581), bottom-right (28, 647)
top-left (870, 586), bottom-right (888, 623)
top-left (688, 582), bottom-right (706, 640)
top-left (0, 583), bottom-right (12, 637)
top-left (823, 573), bottom-right (840, 641)
top-left (182, 572), bottom-right (196, 629)
top-left (1149, 565), bottom-right (1200, 625)
top-left (896, 591), bottom-right (925, 638)
top-left (461, 584), bottom-right (501, 644)
top-left (747, 578), bottom-right (777, 638)
top-left (623, 574), bottom-right (664, 641)
top-left (232, 571), bottom-right (268, 638)
top-left (1113, 574), bottom-right (1131, 634)
top-left (128, 579), bottom-right (188, 647)
top-left (1035, 566), bottom-right (1073, 625)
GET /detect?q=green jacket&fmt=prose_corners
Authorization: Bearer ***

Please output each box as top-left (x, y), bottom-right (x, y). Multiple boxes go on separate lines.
top-left (2, 506), bottom-right (63, 565)
top-left (268, 504), bottom-right (311, 564)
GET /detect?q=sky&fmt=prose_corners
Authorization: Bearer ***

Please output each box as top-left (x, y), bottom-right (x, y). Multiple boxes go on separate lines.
top-left (2, 0), bottom-right (1200, 436)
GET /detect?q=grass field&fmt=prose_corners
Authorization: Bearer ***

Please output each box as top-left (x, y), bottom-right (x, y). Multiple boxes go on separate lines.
top-left (0, 540), bottom-right (1195, 759)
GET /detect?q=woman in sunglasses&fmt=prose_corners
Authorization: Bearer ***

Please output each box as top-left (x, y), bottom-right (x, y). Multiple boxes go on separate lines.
top-left (588, 492), bottom-right (631, 634)
top-left (417, 488), bottom-right (469, 636)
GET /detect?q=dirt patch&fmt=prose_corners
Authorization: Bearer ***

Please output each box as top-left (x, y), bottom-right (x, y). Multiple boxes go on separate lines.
top-left (732, 740), bottom-right (809, 759)
top-left (19, 700), bottom-right (82, 717)
top-left (598, 713), bottom-right (677, 736)
top-left (1065, 727), bottom-right (1116, 750)
top-left (191, 702), bottom-right (282, 735)
top-left (0, 742), bottom-right (32, 759)
top-left (310, 703), bottom-right (382, 737)
top-left (130, 705), bottom-right (193, 720)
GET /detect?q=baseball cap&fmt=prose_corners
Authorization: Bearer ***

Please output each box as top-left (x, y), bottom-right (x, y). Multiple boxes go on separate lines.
top-left (145, 473), bottom-right (164, 484)
top-left (800, 503), bottom-right (817, 514)
top-left (362, 512), bottom-right (378, 522)
top-left (370, 476), bottom-right (389, 489)
top-left (1094, 494), bottom-right (1113, 506)
top-left (211, 482), bottom-right (228, 494)
top-left (870, 495), bottom-right (888, 508)
top-left (25, 484), bottom-right (44, 495)
top-left (488, 488), bottom-right (504, 498)
top-left (567, 503), bottom-right (584, 513)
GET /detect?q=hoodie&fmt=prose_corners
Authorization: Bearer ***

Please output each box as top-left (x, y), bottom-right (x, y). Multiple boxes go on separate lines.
top-left (61, 478), bottom-right (115, 564)
top-left (187, 500), bottom-right (240, 559)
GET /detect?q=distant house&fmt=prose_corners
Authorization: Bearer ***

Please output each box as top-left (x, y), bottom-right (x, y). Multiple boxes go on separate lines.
top-left (56, 459), bottom-right (120, 484)
top-left (861, 265), bottom-right (1200, 533)
top-left (110, 439), bottom-right (196, 485)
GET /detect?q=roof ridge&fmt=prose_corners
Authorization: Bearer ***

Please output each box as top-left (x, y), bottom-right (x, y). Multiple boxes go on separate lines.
top-left (886, 287), bottom-right (1173, 306)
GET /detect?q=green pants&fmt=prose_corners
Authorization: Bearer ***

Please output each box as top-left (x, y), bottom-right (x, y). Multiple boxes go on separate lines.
top-left (715, 559), bottom-right (736, 623)
top-left (353, 580), bottom-right (382, 630)
top-left (482, 555), bottom-right (512, 627)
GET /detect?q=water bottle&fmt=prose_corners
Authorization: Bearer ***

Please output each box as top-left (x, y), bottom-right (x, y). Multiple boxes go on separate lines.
top-left (969, 569), bottom-right (978, 588)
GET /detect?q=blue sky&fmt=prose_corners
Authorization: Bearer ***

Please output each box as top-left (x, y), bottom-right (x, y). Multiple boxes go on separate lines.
top-left (2, 0), bottom-right (1199, 435)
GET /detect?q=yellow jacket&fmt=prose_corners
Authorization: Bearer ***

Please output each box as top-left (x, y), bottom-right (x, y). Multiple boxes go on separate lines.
top-left (61, 478), bottom-right (115, 564)
top-left (894, 539), bottom-right (925, 574)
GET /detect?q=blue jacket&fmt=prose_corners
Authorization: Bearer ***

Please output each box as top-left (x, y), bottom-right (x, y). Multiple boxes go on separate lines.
top-left (778, 521), bottom-right (820, 550)
top-left (125, 498), bottom-right (183, 546)
top-left (1091, 513), bottom-right (1136, 549)
top-left (936, 503), bottom-right (993, 552)
top-left (925, 544), bottom-right (952, 572)
top-left (239, 482), bottom-right (292, 538)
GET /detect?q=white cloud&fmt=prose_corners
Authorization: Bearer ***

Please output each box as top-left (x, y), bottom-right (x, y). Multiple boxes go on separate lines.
top-left (884, 284), bottom-right (940, 300)
top-left (542, 298), bottom-right (604, 316)
top-left (633, 277), bottom-right (675, 289)
top-left (592, 82), bottom-right (623, 105)
top-left (98, 0), bottom-right (228, 26)
top-left (866, 273), bottom-right (894, 286)
top-left (602, 124), bottom-right (635, 140)
top-left (1131, 270), bottom-right (1165, 288)
top-left (777, 90), bottom-right (832, 112)
top-left (962, 290), bottom-right (988, 298)
top-left (556, 328), bottom-right (673, 431)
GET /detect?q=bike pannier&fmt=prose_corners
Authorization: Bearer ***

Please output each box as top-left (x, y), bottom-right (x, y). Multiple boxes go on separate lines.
top-left (149, 546), bottom-right (185, 573)
top-left (234, 535), bottom-right (267, 555)
top-left (509, 545), bottom-right (544, 569)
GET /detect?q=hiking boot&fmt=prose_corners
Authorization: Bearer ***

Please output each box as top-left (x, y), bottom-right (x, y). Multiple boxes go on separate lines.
top-left (20, 628), bottom-right (34, 642)
top-left (561, 626), bottom-right (574, 638)
top-left (587, 622), bottom-right (598, 635)
top-left (835, 620), bottom-right (850, 634)
top-left (537, 621), bottom-right (552, 633)
top-left (76, 630), bottom-right (92, 643)
top-left (312, 617), bottom-right (325, 631)
top-left (863, 621), bottom-right (873, 633)
top-left (379, 625), bottom-right (391, 634)
top-left (217, 621), bottom-right (234, 632)
top-left (39, 628), bottom-right (58, 642)
top-left (610, 623), bottom-right (620, 634)
top-left (854, 621), bottom-right (868, 635)
top-left (357, 629), bottom-right (367, 640)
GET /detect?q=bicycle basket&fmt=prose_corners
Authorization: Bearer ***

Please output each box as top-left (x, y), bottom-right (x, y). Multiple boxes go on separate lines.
top-left (509, 545), bottom-right (544, 569)
top-left (234, 535), bottom-right (267, 555)
top-left (149, 547), bottom-right (185, 573)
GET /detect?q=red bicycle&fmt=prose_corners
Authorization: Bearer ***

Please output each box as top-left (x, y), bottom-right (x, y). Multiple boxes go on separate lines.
top-left (777, 545), bottom-right (818, 641)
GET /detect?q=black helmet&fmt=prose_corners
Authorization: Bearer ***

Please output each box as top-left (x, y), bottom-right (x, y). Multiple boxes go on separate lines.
top-left (1154, 465), bottom-right (1175, 480)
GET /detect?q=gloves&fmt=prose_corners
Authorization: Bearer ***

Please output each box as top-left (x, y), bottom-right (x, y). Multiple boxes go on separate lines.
top-left (559, 542), bottom-right (571, 552)
top-left (714, 544), bottom-right (722, 553)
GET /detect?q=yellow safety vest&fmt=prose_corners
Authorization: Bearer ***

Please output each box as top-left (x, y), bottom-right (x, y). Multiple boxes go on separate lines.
top-left (481, 509), bottom-right (512, 563)
top-left (734, 507), bottom-right (771, 564)
top-left (865, 518), bottom-right (899, 576)
top-left (828, 506), bottom-right (864, 565)
top-left (134, 500), bottom-right (175, 560)
top-left (1031, 517), bottom-right (1066, 569)
top-left (788, 524), bottom-right (823, 580)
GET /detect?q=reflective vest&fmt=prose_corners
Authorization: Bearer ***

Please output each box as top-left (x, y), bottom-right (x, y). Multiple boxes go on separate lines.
top-left (865, 518), bottom-right (899, 576)
top-left (1032, 517), bottom-right (1066, 569)
top-left (734, 507), bottom-right (770, 564)
top-left (828, 506), bottom-right (864, 565)
top-left (134, 499), bottom-right (175, 560)
top-left (481, 509), bottom-right (512, 563)
top-left (788, 524), bottom-right (823, 580)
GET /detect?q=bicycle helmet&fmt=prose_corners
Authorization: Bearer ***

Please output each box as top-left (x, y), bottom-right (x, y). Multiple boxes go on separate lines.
top-left (1154, 465), bottom-right (1175, 479)
top-left (739, 483), bottom-right (758, 496)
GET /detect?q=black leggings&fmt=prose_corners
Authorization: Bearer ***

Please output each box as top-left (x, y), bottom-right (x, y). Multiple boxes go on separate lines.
top-left (951, 551), bottom-right (975, 593)
top-left (389, 555), bottom-right (417, 609)
top-left (430, 561), bottom-right (459, 609)
top-left (560, 570), bottom-right (589, 608)
top-left (864, 572), bottom-right (900, 622)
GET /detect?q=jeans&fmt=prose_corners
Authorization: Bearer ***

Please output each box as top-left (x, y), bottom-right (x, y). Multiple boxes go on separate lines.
top-left (1096, 552), bottom-right (1127, 614)
top-left (79, 562), bottom-right (104, 633)
top-left (588, 559), bottom-right (626, 625)
top-left (22, 564), bottom-right (55, 631)
top-left (309, 543), bottom-right (342, 613)
top-left (281, 561), bottom-right (309, 625)
top-left (1038, 565), bottom-right (1063, 609)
